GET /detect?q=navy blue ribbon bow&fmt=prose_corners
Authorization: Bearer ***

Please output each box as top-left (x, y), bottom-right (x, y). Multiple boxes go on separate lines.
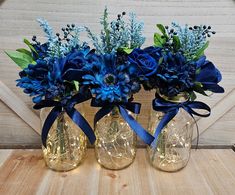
top-left (91, 99), bottom-right (154, 145)
top-left (151, 97), bottom-right (211, 147)
top-left (34, 91), bottom-right (96, 147)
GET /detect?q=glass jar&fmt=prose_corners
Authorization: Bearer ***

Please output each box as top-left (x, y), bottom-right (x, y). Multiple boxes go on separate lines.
top-left (147, 95), bottom-right (193, 172)
top-left (95, 106), bottom-right (137, 170)
top-left (40, 104), bottom-right (87, 172)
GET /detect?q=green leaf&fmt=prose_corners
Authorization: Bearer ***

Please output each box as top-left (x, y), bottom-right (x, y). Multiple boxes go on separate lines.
top-left (23, 38), bottom-right (38, 55)
top-left (195, 68), bottom-right (201, 75)
top-left (74, 81), bottom-right (79, 91)
top-left (156, 24), bottom-right (166, 35)
top-left (189, 91), bottom-right (197, 101)
top-left (194, 82), bottom-right (203, 88)
top-left (154, 33), bottom-right (166, 47)
top-left (172, 35), bottom-right (181, 51)
top-left (16, 48), bottom-right (32, 57)
top-left (121, 47), bottom-right (133, 54)
top-left (193, 82), bottom-right (208, 96)
top-left (158, 57), bottom-right (163, 64)
top-left (194, 41), bottom-right (209, 59)
top-left (5, 50), bottom-right (34, 69)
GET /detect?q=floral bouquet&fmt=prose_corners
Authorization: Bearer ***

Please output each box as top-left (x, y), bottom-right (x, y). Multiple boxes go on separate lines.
top-left (5, 19), bottom-right (97, 171)
top-left (66, 9), bottom-right (155, 169)
top-left (129, 23), bottom-right (224, 171)
top-left (6, 8), bottom-right (224, 172)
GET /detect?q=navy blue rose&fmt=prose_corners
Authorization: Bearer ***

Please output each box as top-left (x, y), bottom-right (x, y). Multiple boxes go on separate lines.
top-left (195, 56), bottom-right (224, 93)
top-left (143, 46), bottom-right (162, 60)
top-left (56, 47), bottom-right (95, 83)
top-left (63, 47), bottom-right (91, 72)
top-left (128, 47), bottom-right (161, 77)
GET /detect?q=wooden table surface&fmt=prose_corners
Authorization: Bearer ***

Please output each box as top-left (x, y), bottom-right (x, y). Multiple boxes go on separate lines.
top-left (0, 149), bottom-right (235, 195)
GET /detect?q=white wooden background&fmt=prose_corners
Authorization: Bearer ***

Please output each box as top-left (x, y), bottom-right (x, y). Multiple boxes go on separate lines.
top-left (0, 0), bottom-right (234, 148)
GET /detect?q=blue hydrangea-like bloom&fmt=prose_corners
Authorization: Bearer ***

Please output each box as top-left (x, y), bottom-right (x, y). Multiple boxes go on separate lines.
top-left (155, 51), bottom-right (196, 97)
top-left (17, 59), bottom-right (69, 103)
top-left (17, 59), bottom-right (57, 103)
top-left (16, 48), bottom-right (91, 103)
top-left (82, 52), bottom-right (140, 103)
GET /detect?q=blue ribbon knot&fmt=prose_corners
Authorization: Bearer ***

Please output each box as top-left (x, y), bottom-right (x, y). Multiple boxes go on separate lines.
top-left (151, 97), bottom-right (211, 147)
top-left (34, 91), bottom-right (96, 147)
top-left (91, 98), bottom-right (154, 145)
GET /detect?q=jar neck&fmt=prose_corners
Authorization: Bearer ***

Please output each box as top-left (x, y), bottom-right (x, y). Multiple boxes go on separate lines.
top-left (111, 106), bottom-right (120, 118)
top-left (156, 90), bottom-right (189, 103)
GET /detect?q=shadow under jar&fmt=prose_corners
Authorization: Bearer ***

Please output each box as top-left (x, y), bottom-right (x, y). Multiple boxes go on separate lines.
top-left (95, 106), bottom-right (137, 170)
top-left (147, 95), bottom-right (194, 172)
top-left (40, 104), bottom-right (87, 172)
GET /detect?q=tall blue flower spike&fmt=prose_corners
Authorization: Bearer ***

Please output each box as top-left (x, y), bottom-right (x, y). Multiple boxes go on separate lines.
top-left (85, 8), bottom-right (145, 54)
top-left (36, 18), bottom-right (86, 59)
top-left (171, 22), bottom-right (215, 60)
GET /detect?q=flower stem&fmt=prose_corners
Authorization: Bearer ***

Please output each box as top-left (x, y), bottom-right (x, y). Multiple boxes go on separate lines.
top-left (151, 129), bottom-right (166, 162)
top-left (107, 106), bottom-right (119, 136)
top-left (56, 113), bottom-right (66, 155)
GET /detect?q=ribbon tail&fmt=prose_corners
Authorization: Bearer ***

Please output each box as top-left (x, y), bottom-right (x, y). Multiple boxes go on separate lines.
top-left (41, 107), bottom-right (61, 147)
top-left (66, 107), bottom-right (96, 144)
top-left (118, 106), bottom-right (154, 145)
top-left (185, 101), bottom-right (211, 117)
top-left (94, 106), bottom-right (113, 128)
top-left (151, 110), bottom-right (178, 148)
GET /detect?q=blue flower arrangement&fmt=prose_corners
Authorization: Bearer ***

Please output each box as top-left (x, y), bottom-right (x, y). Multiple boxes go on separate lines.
top-left (6, 8), bottom-right (224, 147)
top-left (128, 23), bottom-right (224, 145)
top-left (64, 9), bottom-right (154, 144)
top-left (5, 19), bottom-right (96, 147)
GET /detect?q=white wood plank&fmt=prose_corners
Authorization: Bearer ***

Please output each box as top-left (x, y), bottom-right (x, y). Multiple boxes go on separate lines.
top-left (0, 81), bottom-right (41, 135)
top-left (193, 89), bottom-right (235, 140)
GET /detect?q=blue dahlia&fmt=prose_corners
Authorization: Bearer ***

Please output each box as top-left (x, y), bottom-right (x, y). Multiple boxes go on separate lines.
top-left (82, 52), bottom-right (140, 103)
top-left (155, 51), bottom-right (196, 97)
top-left (17, 59), bottom-right (69, 103)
